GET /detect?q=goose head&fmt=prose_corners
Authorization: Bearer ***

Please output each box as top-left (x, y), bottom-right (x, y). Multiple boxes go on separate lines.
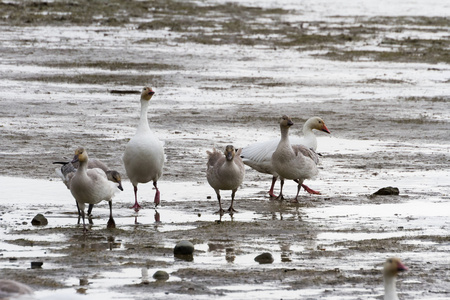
top-left (141, 87), bottom-right (155, 101)
top-left (106, 170), bottom-right (124, 191)
top-left (280, 115), bottom-right (294, 129)
top-left (383, 257), bottom-right (408, 278)
top-left (224, 145), bottom-right (236, 161)
top-left (71, 147), bottom-right (88, 164)
top-left (306, 117), bottom-right (330, 134)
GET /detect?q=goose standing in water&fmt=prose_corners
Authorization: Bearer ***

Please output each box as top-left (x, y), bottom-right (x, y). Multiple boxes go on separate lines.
top-left (123, 87), bottom-right (164, 210)
top-left (54, 159), bottom-right (123, 216)
top-left (69, 147), bottom-right (118, 231)
top-left (383, 257), bottom-right (408, 300)
top-left (241, 116), bottom-right (329, 198)
top-left (207, 145), bottom-right (245, 214)
top-left (271, 115), bottom-right (320, 203)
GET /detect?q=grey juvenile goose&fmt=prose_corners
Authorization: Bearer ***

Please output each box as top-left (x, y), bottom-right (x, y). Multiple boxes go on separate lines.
top-left (271, 115), bottom-right (320, 203)
top-left (54, 157), bottom-right (123, 216)
top-left (241, 116), bottom-right (329, 197)
top-left (206, 145), bottom-right (245, 214)
top-left (69, 147), bottom-right (118, 231)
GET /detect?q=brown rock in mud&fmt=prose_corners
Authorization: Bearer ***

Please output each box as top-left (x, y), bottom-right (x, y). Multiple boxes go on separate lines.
top-left (373, 187), bottom-right (400, 196)
top-left (174, 240), bottom-right (195, 255)
top-left (254, 252), bottom-right (274, 264)
top-left (31, 214), bottom-right (48, 226)
top-left (153, 270), bottom-right (170, 281)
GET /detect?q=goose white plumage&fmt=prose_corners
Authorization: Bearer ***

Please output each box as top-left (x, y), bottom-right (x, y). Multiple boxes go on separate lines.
top-left (206, 145), bottom-right (245, 214)
top-left (241, 116), bottom-right (329, 197)
top-left (69, 147), bottom-right (118, 231)
top-left (54, 159), bottom-right (123, 191)
top-left (383, 257), bottom-right (408, 300)
top-left (271, 115), bottom-right (320, 203)
top-left (54, 158), bottom-right (123, 216)
top-left (123, 87), bottom-right (164, 210)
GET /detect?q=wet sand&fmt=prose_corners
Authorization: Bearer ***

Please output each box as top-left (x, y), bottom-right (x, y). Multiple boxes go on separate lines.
top-left (0, 0), bottom-right (449, 299)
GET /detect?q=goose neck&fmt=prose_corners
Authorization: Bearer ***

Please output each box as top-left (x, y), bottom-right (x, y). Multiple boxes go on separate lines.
top-left (384, 276), bottom-right (398, 300)
top-left (302, 121), bottom-right (315, 135)
top-left (138, 99), bottom-right (150, 130)
top-left (280, 126), bottom-right (291, 143)
top-left (77, 159), bottom-right (88, 174)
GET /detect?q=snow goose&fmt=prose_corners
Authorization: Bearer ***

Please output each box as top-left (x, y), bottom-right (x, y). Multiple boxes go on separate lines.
top-left (54, 159), bottom-right (123, 216)
top-left (384, 257), bottom-right (408, 300)
top-left (271, 115), bottom-right (320, 203)
top-left (0, 279), bottom-right (33, 298)
top-left (207, 145), bottom-right (245, 214)
top-left (241, 116), bottom-right (329, 197)
top-left (69, 147), bottom-right (118, 231)
top-left (123, 87), bottom-right (164, 210)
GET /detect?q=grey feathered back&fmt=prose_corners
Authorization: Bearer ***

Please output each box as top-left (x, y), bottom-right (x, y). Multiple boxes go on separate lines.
top-left (292, 145), bottom-right (320, 164)
top-left (206, 148), bottom-right (224, 169)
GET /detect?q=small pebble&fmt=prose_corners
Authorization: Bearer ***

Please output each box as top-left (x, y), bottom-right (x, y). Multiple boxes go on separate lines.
top-left (31, 214), bottom-right (48, 226)
top-left (373, 186), bottom-right (400, 196)
top-left (254, 252), bottom-right (274, 264)
top-left (174, 240), bottom-right (194, 255)
top-left (153, 270), bottom-right (169, 281)
top-left (31, 261), bottom-right (43, 269)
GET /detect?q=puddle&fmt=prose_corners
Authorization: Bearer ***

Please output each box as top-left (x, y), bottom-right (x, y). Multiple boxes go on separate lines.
top-left (1, 0), bottom-right (449, 298)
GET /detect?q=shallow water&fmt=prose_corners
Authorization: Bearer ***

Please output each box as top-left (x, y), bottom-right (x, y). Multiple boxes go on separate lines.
top-left (1, 0), bottom-right (450, 299)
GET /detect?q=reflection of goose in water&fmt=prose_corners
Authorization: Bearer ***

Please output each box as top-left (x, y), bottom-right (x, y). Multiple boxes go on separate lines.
top-left (241, 116), bottom-right (329, 197)
top-left (207, 241), bottom-right (236, 263)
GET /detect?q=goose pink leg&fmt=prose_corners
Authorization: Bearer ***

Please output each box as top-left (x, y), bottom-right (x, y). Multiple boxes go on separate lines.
top-left (131, 185), bottom-right (141, 211)
top-left (268, 176), bottom-right (278, 198)
top-left (153, 181), bottom-right (160, 207)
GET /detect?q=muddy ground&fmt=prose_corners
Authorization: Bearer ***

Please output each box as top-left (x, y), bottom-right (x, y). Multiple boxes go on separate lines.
top-left (0, 0), bottom-right (449, 299)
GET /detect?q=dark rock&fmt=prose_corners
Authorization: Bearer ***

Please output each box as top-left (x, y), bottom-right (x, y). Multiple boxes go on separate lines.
top-left (373, 186), bottom-right (400, 196)
top-left (153, 270), bottom-right (169, 281)
top-left (254, 252), bottom-right (274, 264)
top-left (174, 240), bottom-right (194, 255)
top-left (79, 278), bottom-right (89, 286)
top-left (31, 261), bottom-right (43, 269)
top-left (31, 214), bottom-right (48, 226)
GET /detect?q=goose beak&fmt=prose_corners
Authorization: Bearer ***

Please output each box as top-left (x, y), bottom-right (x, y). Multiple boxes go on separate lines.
top-left (118, 182), bottom-right (124, 191)
top-left (322, 124), bottom-right (330, 134)
top-left (397, 261), bottom-right (408, 272)
top-left (226, 151), bottom-right (234, 161)
top-left (149, 90), bottom-right (155, 96)
top-left (287, 120), bottom-right (294, 127)
top-left (71, 154), bottom-right (79, 164)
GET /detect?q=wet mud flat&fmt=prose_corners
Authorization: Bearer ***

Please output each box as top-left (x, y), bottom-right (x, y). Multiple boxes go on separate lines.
top-left (0, 0), bottom-right (449, 299)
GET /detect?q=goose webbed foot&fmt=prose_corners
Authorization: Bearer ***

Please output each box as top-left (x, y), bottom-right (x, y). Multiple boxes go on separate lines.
top-left (227, 206), bottom-right (238, 213)
top-left (215, 208), bottom-right (225, 216)
top-left (274, 194), bottom-right (284, 201)
top-left (301, 184), bottom-right (321, 195)
top-left (131, 202), bottom-right (141, 211)
top-left (107, 217), bottom-right (116, 229)
top-left (268, 191), bottom-right (278, 198)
